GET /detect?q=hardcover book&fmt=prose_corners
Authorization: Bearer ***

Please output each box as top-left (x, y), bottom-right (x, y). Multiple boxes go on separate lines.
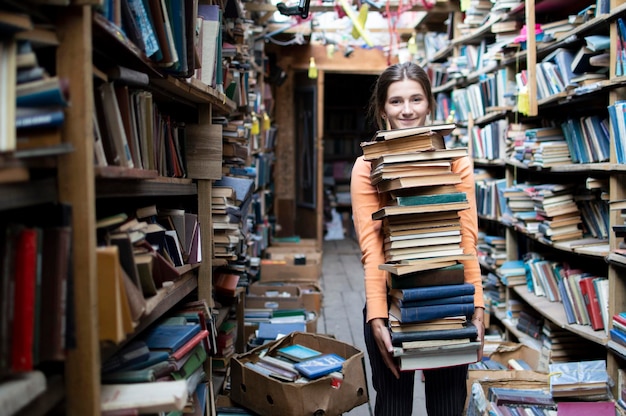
top-left (392, 341), bottom-right (480, 370)
top-left (276, 344), bottom-right (322, 362)
top-left (389, 302), bottom-right (475, 323)
top-left (143, 323), bottom-right (202, 352)
top-left (389, 283), bottom-right (475, 302)
top-left (293, 353), bottom-right (345, 379)
top-left (390, 323), bottom-right (478, 346)
top-left (361, 134), bottom-right (446, 161)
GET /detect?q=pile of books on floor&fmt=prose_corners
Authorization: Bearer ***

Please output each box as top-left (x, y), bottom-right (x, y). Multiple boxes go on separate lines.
top-left (361, 123), bottom-right (480, 370)
top-left (100, 300), bottom-right (215, 415)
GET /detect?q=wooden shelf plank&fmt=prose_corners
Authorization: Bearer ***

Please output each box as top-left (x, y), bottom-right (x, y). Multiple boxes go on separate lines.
top-left (100, 267), bottom-right (199, 362)
top-left (0, 178), bottom-right (58, 210)
top-left (96, 177), bottom-right (197, 197)
top-left (513, 285), bottom-right (608, 345)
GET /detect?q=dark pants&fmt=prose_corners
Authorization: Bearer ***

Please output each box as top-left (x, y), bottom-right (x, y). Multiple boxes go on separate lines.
top-left (363, 307), bottom-right (468, 416)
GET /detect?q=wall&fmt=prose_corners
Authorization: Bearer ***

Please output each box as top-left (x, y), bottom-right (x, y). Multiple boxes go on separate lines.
top-left (268, 43), bottom-right (394, 242)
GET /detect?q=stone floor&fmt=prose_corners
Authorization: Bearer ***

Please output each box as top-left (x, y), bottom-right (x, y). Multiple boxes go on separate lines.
top-left (317, 238), bottom-right (427, 416)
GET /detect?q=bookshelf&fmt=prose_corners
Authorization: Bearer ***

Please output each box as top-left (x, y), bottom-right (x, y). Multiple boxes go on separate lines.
top-left (0, 0), bottom-right (257, 414)
top-left (423, 0), bottom-right (626, 400)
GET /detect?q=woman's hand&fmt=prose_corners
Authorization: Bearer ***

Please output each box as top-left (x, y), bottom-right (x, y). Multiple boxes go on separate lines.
top-left (472, 307), bottom-right (485, 361)
top-left (370, 318), bottom-right (400, 379)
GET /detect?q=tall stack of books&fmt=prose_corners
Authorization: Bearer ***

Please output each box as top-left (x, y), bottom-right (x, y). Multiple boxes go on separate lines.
top-left (360, 123), bottom-right (481, 370)
top-left (527, 184), bottom-right (584, 243)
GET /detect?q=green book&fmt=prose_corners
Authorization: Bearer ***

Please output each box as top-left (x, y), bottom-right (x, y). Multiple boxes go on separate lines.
top-left (171, 344), bottom-right (207, 380)
top-left (101, 367), bottom-right (156, 384)
top-left (396, 192), bottom-right (467, 206)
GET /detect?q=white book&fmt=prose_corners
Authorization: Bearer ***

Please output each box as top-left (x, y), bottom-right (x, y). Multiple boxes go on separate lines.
top-left (101, 379), bottom-right (188, 413)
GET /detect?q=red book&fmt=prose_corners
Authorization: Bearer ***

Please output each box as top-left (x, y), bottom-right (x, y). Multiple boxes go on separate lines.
top-left (613, 313), bottom-right (626, 327)
top-left (169, 329), bottom-right (209, 362)
top-left (579, 277), bottom-right (604, 331)
top-left (11, 227), bottom-right (39, 372)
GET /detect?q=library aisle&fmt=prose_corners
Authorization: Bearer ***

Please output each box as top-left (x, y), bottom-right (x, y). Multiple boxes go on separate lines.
top-left (319, 238), bottom-right (426, 415)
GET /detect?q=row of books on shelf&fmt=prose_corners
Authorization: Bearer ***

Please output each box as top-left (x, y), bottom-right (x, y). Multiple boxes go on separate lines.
top-left (0, 203), bottom-right (74, 378)
top-left (477, 178), bottom-right (610, 247)
top-left (1, 24), bottom-right (71, 158)
top-left (100, 299), bottom-right (216, 415)
top-left (493, 250), bottom-right (609, 334)
top-left (95, 204), bottom-right (203, 344)
top-left (96, 0), bottom-right (229, 90)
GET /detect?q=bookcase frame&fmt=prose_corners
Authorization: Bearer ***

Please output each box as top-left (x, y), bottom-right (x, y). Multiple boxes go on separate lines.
top-left (424, 0), bottom-right (626, 400)
top-left (0, 2), bottom-right (242, 414)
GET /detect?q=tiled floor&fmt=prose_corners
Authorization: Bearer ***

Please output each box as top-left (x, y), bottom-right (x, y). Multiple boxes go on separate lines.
top-left (317, 238), bottom-right (427, 415)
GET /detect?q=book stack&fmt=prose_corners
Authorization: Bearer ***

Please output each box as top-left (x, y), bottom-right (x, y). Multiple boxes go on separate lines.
top-left (500, 183), bottom-right (541, 235)
top-left (496, 260), bottom-right (527, 287)
top-left (15, 34), bottom-right (70, 157)
top-left (511, 126), bottom-right (572, 168)
top-left (542, 320), bottom-right (604, 363)
top-left (549, 360), bottom-right (611, 400)
top-left (360, 124), bottom-right (481, 370)
top-left (515, 310), bottom-right (543, 340)
top-left (100, 300), bottom-right (215, 414)
top-left (486, 387), bottom-right (556, 415)
top-left (526, 184), bottom-right (584, 243)
top-left (477, 234), bottom-right (507, 268)
top-left (211, 176), bottom-right (255, 267)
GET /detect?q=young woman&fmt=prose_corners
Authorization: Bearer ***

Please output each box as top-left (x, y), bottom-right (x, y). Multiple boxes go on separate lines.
top-left (350, 62), bottom-right (485, 416)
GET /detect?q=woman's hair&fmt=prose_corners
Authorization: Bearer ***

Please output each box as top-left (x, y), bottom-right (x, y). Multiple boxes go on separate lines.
top-left (367, 62), bottom-right (435, 130)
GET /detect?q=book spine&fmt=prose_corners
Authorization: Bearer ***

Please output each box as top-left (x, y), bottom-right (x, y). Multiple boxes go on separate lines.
top-left (390, 324), bottom-right (478, 346)
top-left (396, 303), bottom-right (475, 323)
top-left (395, 283), bottom-right (475, 302)
top-left (11, 227), bottom-right (38, 372)
top-left (396, 294), bottom-right (474, 308)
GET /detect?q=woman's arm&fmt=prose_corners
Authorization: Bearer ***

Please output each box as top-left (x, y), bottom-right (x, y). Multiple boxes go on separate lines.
top-left (351, 156), bottom-right (401, 378)
top-left (351, 156), bottom-right (389, 322)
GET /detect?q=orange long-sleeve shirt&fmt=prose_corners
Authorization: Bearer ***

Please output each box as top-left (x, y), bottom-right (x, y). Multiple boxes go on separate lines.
top-left (350, 154), bottom-right (484, 322)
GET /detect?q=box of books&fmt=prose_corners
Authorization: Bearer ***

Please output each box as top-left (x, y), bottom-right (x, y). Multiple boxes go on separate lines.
top-left (230, 332), bottom-right (368, 415)
top-left (260, 251), bottom-right (323, 283)
top-left (247, 281), bottom-right (323, 313)
top-left (466, 371), bottom-right (551, 416)
top-left (245, 284), bottom-right (305, 310)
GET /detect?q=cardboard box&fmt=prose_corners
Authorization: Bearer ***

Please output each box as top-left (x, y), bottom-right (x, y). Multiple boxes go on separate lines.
top-left (270, 238), bottom-right (319, 248)
top-left (260, 251), bottom-right (322, 283)
top-left (242, 313), bottom-right (320, 351)
top-left (466, 371), bottom-right (550, 415)
top-left (466, 342), bottom-right (546, 412)
top-left (487, 342), bottom-right (542, 371)
top-left (230, 332), bottom-right (369, 416)
top-left (246, 284), bottom-right (304, 310)
top-left (247, 282), bottom-right (323, 313)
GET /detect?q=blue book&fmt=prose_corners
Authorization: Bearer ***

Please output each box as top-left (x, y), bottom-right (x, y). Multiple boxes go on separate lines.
top-left (256, 322), bottom-right (306, 341)
top-left (395, 294), bottom-right (474, 308)
top-left (115, 350), bottom-right (170, 371)
top-left (608, 103), bottom-right (625, 164)
top-left (390, 302), bottom-right (475, 323)
top-left (101, 340), bottom-right (150, 373)
top-left (611, 328), bottom-right (626, 348)
top-left (16, 77), bottom-right (69, 107)
top-left (143, 323), bottom-right (201, 352)
top-left (294, 353), bottom-right (345, 379)
top-left (390, 323), bottom-right (478, 346)
top-left (558, 279), bottom-right (576, 325)
top-left (16, 108), bottom-right (65, 130)
top-left (389, 283), bottom-right (475, 302)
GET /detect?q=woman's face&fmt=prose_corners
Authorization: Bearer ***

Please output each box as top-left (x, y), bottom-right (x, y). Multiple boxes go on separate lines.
top-left (382, 78), bottom-right (430, 129)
